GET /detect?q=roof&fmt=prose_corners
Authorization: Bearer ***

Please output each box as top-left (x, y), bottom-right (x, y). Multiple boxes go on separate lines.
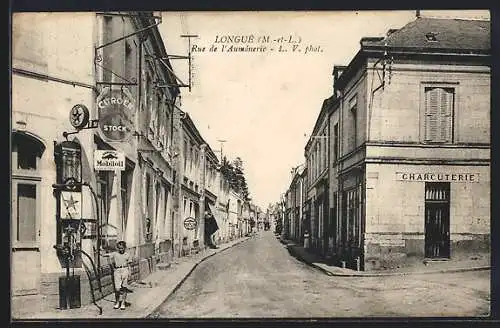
top-left (182, 112), bottom-right (219, 164)
top-left (336, 17), bottom-right (490, 90)
top-left (362, 18), bottom-right (490, 53)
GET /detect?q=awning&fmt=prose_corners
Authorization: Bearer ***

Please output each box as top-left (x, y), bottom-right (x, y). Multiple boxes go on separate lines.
top-left (205, 202), bottom-right (219, 235)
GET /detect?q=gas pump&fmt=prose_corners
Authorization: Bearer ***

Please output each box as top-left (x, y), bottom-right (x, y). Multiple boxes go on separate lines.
top-left (53, 140), bottom-right (84, 309)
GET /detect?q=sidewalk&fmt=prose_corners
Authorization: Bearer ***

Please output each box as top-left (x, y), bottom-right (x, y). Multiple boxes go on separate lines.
top-left (12, 237), bottom-right (251, 320)
top-left (283, 239), bottom-right (490, 277)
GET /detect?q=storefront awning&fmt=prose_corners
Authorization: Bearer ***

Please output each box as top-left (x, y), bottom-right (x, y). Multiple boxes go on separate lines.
top-left (205, 202), bottom-right (219, 235)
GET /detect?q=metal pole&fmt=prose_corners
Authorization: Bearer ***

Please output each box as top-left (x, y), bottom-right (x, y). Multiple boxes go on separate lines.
top-left (82, 182), bottom-right (101, 274)
top-left (180, 34), bottom-right (198, 92)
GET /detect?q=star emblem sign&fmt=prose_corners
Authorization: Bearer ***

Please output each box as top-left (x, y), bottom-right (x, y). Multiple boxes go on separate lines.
top-left (63, 194), bottom-right (80, 211)
top-left (71, 108), bottom-right (83, 125)
top-left (61, 191), bottom-right (81, 220)
top-left (69, 104), bottom-right (90, 129)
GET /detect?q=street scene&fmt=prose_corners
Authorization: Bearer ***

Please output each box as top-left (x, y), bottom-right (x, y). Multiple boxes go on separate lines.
top-left (10, 9), bottom-right (491, 320)
top-left (151, 231), bottom-right (490, 318)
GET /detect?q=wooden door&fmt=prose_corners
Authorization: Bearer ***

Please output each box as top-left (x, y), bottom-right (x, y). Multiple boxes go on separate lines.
top-left (425, 183), bottom-right (450, 259)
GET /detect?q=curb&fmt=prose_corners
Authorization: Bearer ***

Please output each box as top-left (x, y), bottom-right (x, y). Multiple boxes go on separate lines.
top-left (310, 262), bottom-right (491, 277)
top-left (287, 245), bottom-right (490, 277)
top-left (145, 237), bottom-right (251, 318)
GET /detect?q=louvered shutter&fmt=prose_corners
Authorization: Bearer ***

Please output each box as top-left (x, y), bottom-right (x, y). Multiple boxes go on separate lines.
top-left (425, 87), bottom-right (439, 141)
top-left (440, 88), bottom-right (453, 142)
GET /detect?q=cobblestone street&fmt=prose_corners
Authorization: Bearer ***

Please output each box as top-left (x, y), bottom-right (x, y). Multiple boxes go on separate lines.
top-left (151, 231), bottom-right (490, 318)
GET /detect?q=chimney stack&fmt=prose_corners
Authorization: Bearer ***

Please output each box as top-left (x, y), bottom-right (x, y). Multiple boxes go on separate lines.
top-left (416, 10), bottom-right (421, 19)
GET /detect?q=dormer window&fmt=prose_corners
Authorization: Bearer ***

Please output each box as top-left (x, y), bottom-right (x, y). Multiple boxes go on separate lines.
top-left (425, 32), bottom-right (438, 42)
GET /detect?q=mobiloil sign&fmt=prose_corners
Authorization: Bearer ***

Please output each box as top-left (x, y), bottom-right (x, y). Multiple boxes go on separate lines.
top-left (94, 150), bottom-right (125, 171)
top-left (97, 87), bottom-right (135, 143)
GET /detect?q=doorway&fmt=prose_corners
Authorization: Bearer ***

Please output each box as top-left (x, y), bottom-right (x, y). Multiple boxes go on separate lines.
top-left (424, 182), bottom-right (450, 259)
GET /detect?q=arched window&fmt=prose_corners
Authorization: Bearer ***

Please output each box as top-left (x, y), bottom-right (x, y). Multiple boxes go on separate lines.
top-left (11, 131), bottom-right (46, 247)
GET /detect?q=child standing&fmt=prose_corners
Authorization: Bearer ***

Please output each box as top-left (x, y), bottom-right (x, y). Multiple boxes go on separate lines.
top-left (109, 241), bottom-right (132, 310)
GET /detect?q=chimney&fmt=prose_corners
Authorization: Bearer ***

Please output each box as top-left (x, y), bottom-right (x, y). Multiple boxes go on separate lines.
top-left (416, 10), bottom-right (421, 19)
top-left (332, 65), bottom-right (347, 96)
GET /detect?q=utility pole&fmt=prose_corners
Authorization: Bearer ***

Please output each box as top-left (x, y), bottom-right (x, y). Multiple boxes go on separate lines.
top-left (217, 139), bottom-right (227, 163)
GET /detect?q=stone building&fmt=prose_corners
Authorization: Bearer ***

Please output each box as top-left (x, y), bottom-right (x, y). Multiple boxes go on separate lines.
top-left (285, 164), bottom-right (305, 243)
top-left (304, 97), bottom-right (332, 256)
top-left (11, 11), bottom-right (180, 310)
top-left (329, 17), bottom-right (490, 270)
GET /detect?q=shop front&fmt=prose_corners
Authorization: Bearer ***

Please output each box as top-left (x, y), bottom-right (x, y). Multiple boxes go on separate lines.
top-left (363, 163), bottom-right (490, 271)
top-left (338, 166), bottom-right (364, 270)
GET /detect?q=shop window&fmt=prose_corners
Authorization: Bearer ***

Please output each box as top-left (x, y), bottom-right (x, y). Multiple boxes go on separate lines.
top-left (120, 168), bottom-right (132, 238)
top-left (145, 172), bottom-right (153, 242)
top-left (97, 171), bottom-right (112, 232)
top-left (423, 86), bottom-right (455, 143)
top-left (163, 183), bottom-right (170, 238)
top-left (332, 192), bottom-right (338, 240)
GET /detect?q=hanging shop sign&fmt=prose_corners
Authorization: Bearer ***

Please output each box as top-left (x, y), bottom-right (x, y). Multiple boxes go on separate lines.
top-left (69, 104), bottom-right (90, 130)
top-left (396, 172), bottom-right (480, 183)
top-left (94, 150), bottom-right (125, 171)
top-left (60, 191), bottom-right (82, 220)
top-left (183, 217), bottom-right (197, 230)
top-left (97, 87), bottom-right (135, 142)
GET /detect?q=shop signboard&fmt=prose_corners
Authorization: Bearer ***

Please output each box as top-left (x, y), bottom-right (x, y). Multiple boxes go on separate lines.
top-left (94, 150), bottom-right (125, 171)
top-left (396, 172), bottom-right (480, 183)
top-left (97, 87), bottom-right (135, 143)
top-left (184, 217), bottom-right (197, 230)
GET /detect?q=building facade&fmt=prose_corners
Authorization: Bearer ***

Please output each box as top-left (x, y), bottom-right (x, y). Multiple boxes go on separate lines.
top-left (304, 98), bottom-right (331, 256)
top-left (11, 12), bottom-right (180, 308)
top-left (11, 11), bottom-right (252, 314)
top-left (330, 17), bottom-right (490, 270)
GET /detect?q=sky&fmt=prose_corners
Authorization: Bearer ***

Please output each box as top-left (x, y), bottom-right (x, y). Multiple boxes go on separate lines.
top-left (159, 10), bottom-right (490, 210)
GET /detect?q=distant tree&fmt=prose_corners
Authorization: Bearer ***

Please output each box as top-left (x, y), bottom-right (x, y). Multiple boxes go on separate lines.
top-left (220, 156), bottom-right (251, 202)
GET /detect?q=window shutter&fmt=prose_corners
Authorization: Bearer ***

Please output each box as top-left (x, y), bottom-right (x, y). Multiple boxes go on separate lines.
top-left (440, 88), bottom-right (453, 142)
top-left (425, 87), bottom-right (439, 141)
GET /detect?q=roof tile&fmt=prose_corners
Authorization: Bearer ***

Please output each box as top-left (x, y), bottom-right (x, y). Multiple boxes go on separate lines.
top-left (362, 18), bottom-right (490, 52)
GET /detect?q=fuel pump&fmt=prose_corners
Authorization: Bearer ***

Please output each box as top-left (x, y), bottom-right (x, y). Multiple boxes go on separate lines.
top-left (53, 140), bottom-right (83, 309)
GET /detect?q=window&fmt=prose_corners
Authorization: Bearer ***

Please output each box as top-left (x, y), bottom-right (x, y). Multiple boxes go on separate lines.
top-left (17, 144), bottom-right (37, 170)
top-left (16, 184), bottom-right (37, 242)
top-left (349, 96), bottom-right (357, 150)
top-left (183, 140), bottom-right (188, 171)
top-left (102, 15), bottom-right (113, 82)
top-left (190, 145), bottom-right (194, 173)
top-left (145, 173), bottom-right (151, 217)
top-left (423, 86), bottom-right (454, 143)
top-left (124, 41), bottom-right (134, 82)
top-left (333, 123), bottom-right (339, 164)
top-left (12, 132), bottom-right (44, 248)
top-left (120, 167), bottom-right (133, 237)
top-left (322, 129), bottom-right (327, 170)
top-left (425, 32), bottom-right (438, 42)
